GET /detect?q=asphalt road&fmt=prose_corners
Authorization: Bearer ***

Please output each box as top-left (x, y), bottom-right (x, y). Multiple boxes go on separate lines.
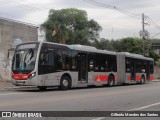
top-left (0, 81), bottom-right (160, 120)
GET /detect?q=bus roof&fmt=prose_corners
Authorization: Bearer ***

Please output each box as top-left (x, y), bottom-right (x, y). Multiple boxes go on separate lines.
top-left (35, 41), bottom-right (116, 55)
top-left (119, 52), bottom-right (153, 61)
top-left (67, 44), bottom-right (116, 55)
top-left (17, 41), bottom-right (153, 60)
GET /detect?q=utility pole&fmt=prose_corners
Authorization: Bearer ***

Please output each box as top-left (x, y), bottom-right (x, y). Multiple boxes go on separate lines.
top-left (142, 13), bottom-right (145, 56)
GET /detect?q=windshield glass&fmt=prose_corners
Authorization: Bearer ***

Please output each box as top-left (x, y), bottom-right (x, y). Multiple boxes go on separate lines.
top-left (12, 44), bottom-right (38, 74)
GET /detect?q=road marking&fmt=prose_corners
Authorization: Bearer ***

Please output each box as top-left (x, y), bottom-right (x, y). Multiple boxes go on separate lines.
top-left (128, 101), bottom-right (160, 111)
top-left (0, 93), bottom-right (22, 96)
top-left (92, 117), bottom-right (106, 120)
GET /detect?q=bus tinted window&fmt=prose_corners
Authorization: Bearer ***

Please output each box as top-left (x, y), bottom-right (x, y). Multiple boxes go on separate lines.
top-left (38, 44), bottom-right (56, 74)
top-left (135, 59), bottom-right (143, 73)
top-left (126, 58), bottom-right (131, 72)
top-left (88, 53), bottom-right (117, 72)
top-left (71, 51), bottom-right (77, 70)
top-left (57, 49), bottom-right (70, 70)
top-left (150, 61), bottom-right (154, 74)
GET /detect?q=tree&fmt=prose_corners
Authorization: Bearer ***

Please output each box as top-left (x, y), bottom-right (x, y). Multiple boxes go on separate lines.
top-left (118, 37), bottom-right (143, 54)
top-left (92, 37), bottom-right (160, 63)
top-left (41, 8), bottom-right (102, 45)
top-left (92, 38), bottom-right (114, 51)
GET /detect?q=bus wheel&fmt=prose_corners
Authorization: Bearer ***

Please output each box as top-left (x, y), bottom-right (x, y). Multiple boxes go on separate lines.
top-left (140, 76), bottom-right (145, 84)
top-left (38, 86), bottom-right (47, 91)
top-left (108, 75), bottom-right (115, 87)
top-left (59, 76), bottom-right (71, 90)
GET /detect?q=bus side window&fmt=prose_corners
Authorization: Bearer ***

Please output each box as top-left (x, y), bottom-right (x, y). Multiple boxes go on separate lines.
top-left (71, 51), bottom-right (77, 70)
top-left (46, 53), bottom-right (55, 66)
top-left (89, 60), bottom-right (94, 71)
top-left (57, 49), bottom-right (70, 70)
top-left (15, 53), bottom-right (20, 69)
top-left (105, 60), bottom-right (108, 72)
top-left (150, 61), bottom-right (154, 74)
top-left (126, 59), bottom-right (131, 72)
top-left (62, 50), bottom-right (70, 70)
top-left (39, 52), bottom-right (45, 65)
top-left (38, 51), bottom-right (47, 75)
top-left (46, 51), bottom-right (56, 73)
top-left (88, 53), bottom-right (96, 71)
top-left (57, 49), bottom-right (63, 70)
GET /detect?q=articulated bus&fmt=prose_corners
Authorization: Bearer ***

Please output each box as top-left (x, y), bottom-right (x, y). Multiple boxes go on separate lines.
top-left (11, 41), bottom-right (154, 90)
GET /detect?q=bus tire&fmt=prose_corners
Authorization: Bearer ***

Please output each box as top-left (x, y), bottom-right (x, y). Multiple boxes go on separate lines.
top-left (38, 86), bottom-right (47, 91)
top-left (59, 75), bottom-right (71, 90)
top-left (140, 76), bottom-right (145, 84)
top-left (108, 75), bottom-right (115, 87)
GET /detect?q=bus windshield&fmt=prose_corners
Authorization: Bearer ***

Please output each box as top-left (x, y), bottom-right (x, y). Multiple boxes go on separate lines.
top-left (12, 44), bottom-right (38, 74)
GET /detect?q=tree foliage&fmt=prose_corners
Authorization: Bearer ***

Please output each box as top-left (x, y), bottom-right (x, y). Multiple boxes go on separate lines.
top-left (116, 37), bottom-right (143, 54)
top-left (41, 8), bottom-right (102, 45)
top-left (92, 38), bottom-right (114, 51)
top-left (92, 37), bottom-right (160, 63)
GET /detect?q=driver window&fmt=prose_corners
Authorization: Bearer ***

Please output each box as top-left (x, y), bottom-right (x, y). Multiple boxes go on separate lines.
top-left (39, 52), bottom-right (45, 65)
top-left (24, 49), bottom-right (36, 70)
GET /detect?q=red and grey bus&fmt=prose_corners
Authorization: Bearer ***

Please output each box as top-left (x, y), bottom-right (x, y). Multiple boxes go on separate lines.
top-left (117, 52), bottom-right (154, 84)
top-left (11, 41), bottom-right (154, 90)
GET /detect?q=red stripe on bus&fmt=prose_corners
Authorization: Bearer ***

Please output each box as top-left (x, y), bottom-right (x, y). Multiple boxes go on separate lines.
top-left (128, 76), bottom-right (131, 80)
top-left (12, 73), bottom-right (31, 80)
top-left (150, 75), bottom-right (154, 80)
top-left (95, 75), bottom-right (108, 82)
top-left (136, 75), bottom-right (141, 81)
top-left (114, 75), bottom-right (117, 81)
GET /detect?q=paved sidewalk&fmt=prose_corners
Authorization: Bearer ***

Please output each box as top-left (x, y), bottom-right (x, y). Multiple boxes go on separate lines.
top-left (0, 79), bottom-right (160, 90)
top-left (0, 80), bottom-right (15, 89)
top-left (153, 79), bottom-right (160, 82)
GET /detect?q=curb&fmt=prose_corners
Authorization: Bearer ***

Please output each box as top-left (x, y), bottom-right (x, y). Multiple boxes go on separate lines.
top-left (153, 80), bottom-right (160, 82)
top-left (0, 86), bottom-right (21, 91)
top-left (0, 86), bottom-right (38, 91)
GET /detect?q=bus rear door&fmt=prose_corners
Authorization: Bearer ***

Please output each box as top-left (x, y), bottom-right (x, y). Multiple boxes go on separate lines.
top-left (78, 53), bottom-right (88, 83)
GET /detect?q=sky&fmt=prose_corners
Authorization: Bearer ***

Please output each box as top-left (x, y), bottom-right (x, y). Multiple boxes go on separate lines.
top-left (0, 0), bottom-right (160, 40)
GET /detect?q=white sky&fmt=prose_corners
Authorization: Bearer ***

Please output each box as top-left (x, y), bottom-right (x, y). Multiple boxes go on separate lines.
top-left (0, 0), bottom-right (160, 40)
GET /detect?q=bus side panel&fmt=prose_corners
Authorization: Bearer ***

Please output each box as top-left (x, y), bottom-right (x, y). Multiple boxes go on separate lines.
top-left (37, 75), bottom-right (45, 86)
top-left (126, 73), bottom-right (131, 83)
top-left (12, 76), bottom-right (41, 86)
top-left (88, 72), bottom-right (117, 85)
top-left (126, 73), bottom-right (146, 84)
top-left (69, 72), bottom-right (78, 87)
top-left (36, 72), bottom-right (61, 87)
top-left (135, 73), bottom-right (146, 81)
top-left (149, 74), bottom-right (154, 81)
top-left (117, 53), bottom-right (126, 84)
top-left (38, 71), bottom-right (78, 87)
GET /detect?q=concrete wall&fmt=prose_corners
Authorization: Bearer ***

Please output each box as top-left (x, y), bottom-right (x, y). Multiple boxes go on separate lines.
top-left (0, 18), bottom-right (38, 81)
top-left (0, 18), bottom-right (38, 43)
top-left (154, 65), bottom-right (160, 79)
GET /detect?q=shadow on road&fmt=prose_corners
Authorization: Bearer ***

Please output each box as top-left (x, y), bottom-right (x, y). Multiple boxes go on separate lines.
top-left (12, 82), bottom-right (149, 92)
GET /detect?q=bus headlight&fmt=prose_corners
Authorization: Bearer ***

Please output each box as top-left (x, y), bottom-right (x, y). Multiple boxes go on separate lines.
top-left (30, 72), bottom-right (36, 79)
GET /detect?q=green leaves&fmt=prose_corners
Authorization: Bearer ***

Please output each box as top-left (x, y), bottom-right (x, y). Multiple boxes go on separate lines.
top-left (92, 37), bottom-right (160, 63)
top-left (41, 8), bottom-right (102, 44)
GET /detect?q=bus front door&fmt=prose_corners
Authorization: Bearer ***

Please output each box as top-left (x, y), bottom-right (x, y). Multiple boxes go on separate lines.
top-left (78, 54), bottom-right (88, 83)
